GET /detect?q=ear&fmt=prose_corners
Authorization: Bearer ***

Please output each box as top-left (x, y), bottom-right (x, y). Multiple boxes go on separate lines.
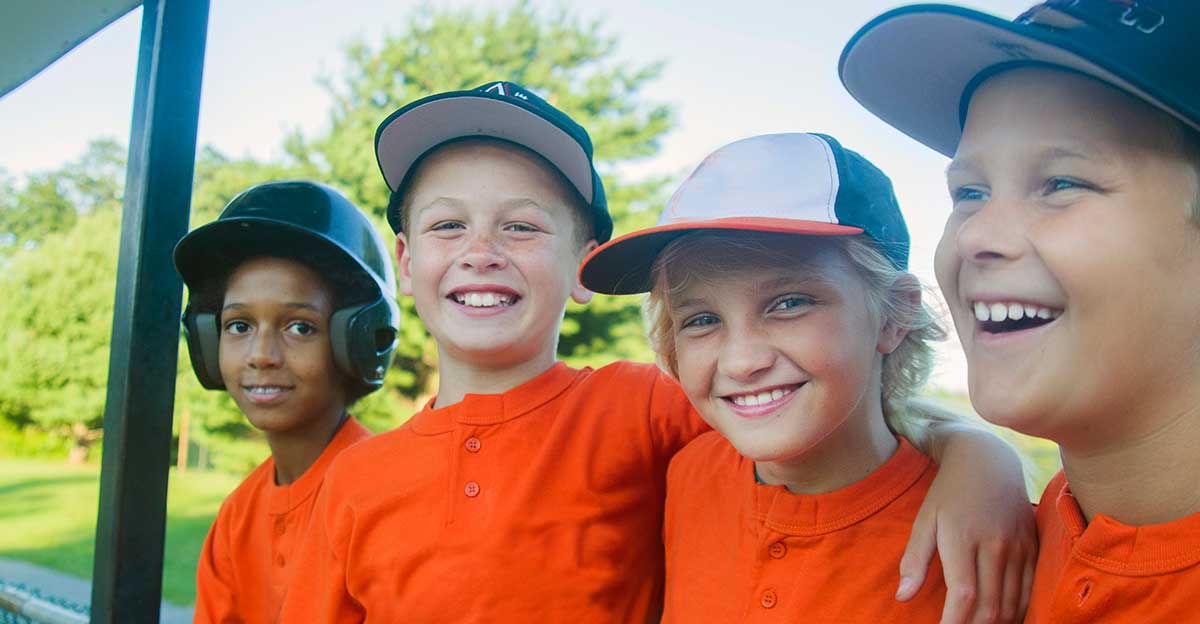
top-left (396, 233), bottom-right (414, 296)
top-left (570, 239), bottom-right (600, 305)
top-left (877, 274), bottom-right (921, 355)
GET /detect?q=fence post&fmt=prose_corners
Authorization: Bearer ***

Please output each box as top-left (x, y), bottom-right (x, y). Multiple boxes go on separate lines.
top-left (89, 2), bottom-right (210, 622)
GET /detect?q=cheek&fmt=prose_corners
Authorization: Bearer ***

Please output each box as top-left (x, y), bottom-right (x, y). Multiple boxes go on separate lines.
top-left (673, 340), bottom-right (714, 401)
top-left (217, 337), bottom-right (242, 381)
top-left (933, 221), bottom-right (960, 295)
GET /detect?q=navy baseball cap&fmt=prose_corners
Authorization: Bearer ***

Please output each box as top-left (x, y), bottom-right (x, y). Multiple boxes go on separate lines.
top-left (579, 133), bottom-right (909, 295)
top-left (840, 0), bottom-right (1200, 157)
top-left (375, 80), bottom-right (612, 242)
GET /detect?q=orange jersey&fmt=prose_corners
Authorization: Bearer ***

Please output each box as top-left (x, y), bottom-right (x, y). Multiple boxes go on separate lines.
top-left (1026, 471), bottom-right (1200, 623)
top-left (278, 361), bottom-right (707, 623)
top-left (193, 415), bottom-right (370, 624)
top-left (662, 433), bottom-right (945, 623)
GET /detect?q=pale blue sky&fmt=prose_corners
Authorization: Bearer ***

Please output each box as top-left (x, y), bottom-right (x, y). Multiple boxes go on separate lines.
top-left (0, 0), bottom-right (1033, 391)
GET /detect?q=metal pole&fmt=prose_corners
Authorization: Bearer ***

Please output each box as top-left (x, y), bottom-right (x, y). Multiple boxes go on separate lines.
top-left (89, 2), bottom-right (209, 622)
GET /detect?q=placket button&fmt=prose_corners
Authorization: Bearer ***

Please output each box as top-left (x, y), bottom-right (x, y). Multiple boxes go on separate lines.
top-left (275, 554), bottom-right (286, 567)
top-left (273, 519), bottom-right (286, 536)
top-left (1076, 578), bottom-right (1094, 606)
top-left (464, 481), bottom-right (481, 497)
top-left (768, 541), bottom-right (786, 559)
top-left (465, 437), bottom-right (482, 453)
top-left (760, 590), bottom-right (778, 609)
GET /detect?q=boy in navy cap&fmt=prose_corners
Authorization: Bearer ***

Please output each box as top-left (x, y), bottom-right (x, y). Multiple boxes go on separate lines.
top-left (842, 1), bottom-right (1200, 621)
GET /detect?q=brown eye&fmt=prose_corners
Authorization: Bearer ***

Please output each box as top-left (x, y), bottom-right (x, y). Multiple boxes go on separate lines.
top-left (224, 320), bottom-right (251, 335)
top-left (286, 321), bottom-right (317, 336)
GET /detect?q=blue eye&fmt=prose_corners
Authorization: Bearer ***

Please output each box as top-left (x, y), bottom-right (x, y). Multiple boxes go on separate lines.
top-left (1044, 177), bottom-right (1091, 193)
top-left (771, 295), bottom-right (814, 312)
top-left (681, 313), bottom-right (719, 329)
top-left (505, 222), bottom-right (540, 233)
top-left (952, 186), bottom-right (988, 203)
top-left (430, 221), bottom-right (465, 231)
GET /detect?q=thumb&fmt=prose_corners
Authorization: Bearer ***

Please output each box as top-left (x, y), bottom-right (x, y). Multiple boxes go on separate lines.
top-left (897, 512), bottom-right (937, 601)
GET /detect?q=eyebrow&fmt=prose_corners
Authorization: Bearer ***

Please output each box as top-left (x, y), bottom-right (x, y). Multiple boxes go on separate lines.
top-left (221, 302), bottom-right (324, 313)
top-left (670, 272), bottom-right (835, 311)
top-left (947, 145), bottom-right (1108, 178)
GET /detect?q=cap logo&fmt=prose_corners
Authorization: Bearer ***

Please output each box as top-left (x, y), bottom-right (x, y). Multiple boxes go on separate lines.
top-left (1021, 0), bottom-right (1163, 34)
top-left (483, 82), bottom-right (530, 101)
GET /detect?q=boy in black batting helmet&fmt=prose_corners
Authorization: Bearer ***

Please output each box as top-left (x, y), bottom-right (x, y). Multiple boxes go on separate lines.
top-left (173, 180), bottom-right (398, 624)
top-left (842, 1), bottom-right (1200, 621)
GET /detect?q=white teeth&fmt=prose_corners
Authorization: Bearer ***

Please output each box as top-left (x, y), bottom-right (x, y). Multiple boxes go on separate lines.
top-left (455, 292), bottom-right (514, 307)
top-left (973, 301), bottom-right (1063, 323)
top-left (247, 386), bottom-right (286, 394)
top-left (731, 389), bottom-right (789, 407)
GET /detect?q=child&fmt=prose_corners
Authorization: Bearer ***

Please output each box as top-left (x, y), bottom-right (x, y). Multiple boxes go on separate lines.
top-left (281, 81), bottom-right (1034, 623)
top-left (840, 1), bottom-right (1200, 621)
top-left (581, 132), bottom-right (959, 621)
top-left (173, 180), bottom-right (400, 624)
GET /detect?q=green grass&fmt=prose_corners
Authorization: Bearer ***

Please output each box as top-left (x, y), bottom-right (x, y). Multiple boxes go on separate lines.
top-left (0, 458), bottom-right (243, 605)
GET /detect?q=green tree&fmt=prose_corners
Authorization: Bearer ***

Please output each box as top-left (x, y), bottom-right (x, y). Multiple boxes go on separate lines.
top-left (0, 210), bottom-right (121, 462)
top-left (0, 138), bottom-right (126, 255)
top-left (287, 1), bottom-right (674, 401)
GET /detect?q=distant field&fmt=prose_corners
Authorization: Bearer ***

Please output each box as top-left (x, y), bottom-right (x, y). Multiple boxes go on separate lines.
top-left (0, 458), bottom-right (242, 605)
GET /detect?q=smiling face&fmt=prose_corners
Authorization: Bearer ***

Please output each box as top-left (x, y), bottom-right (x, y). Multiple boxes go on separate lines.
top-left (219, 256), bottom-right (347, 438)
top-left (665, 235), bottom-right (901, 465)
top-left (395, 140), bottom-right (597, 376)
top-left (938, 67), bottom-right (1200, 448)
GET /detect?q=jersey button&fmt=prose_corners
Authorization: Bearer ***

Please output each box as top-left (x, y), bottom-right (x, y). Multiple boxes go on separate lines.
top-left (768, 541), bottom-right (787, 559)
top-left (465, 437), bottom-right (482, 453)
top-left (760, 590), bottom-right (778, 609)
top-left (1076, 578), bottom-right (1093, 606)
top-left (274, 519), bottom-right (286, 535)
top-left (275, 554), bottom-right (286, 567)
top-left (464, 481), bottom-right (481, 497)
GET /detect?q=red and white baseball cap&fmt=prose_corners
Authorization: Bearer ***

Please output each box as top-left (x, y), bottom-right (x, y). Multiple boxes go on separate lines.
top-left (579, 132), bottom-right (910, 295)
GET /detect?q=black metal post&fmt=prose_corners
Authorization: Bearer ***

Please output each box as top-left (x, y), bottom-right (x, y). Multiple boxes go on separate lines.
top-left (89, 2), bottom-right (209, 622)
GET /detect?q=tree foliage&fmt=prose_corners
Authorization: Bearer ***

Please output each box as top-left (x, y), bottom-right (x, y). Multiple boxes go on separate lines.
top-left (0, 2), bottom-right (673, 470)
top-left (0, 138), bottom-right (125, 255)
top-left (288, 0), bottom-right (672, 401)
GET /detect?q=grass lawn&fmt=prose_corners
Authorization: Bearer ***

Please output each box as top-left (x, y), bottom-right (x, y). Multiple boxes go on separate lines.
top-left (0, 458), bottom-right (242, 605)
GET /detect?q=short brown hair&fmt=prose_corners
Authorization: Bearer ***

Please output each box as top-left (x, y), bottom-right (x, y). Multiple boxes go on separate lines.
top-left (389, 137), bottom-right (595, 246)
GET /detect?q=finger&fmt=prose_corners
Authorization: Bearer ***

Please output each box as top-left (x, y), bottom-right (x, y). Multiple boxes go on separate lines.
top-left (1017, 552), bottom-right (1037, 619)
top-left (999, 549), bottom-right (1023, 623)
top-left (938, 538), bottom-right (978, 624)
top-left (967, 541), bottom-right (1005, 624)
top-left (897, 511), bottom-right (938, 601)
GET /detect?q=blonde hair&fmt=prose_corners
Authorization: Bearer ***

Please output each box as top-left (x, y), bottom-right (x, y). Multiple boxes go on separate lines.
top-left (644, 231), bottom-right (953, 450)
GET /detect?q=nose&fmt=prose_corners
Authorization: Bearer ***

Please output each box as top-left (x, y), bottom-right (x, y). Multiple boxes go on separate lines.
top-left (247, 328), bottom-right (283, 370)
top-left (460, 230), bottom-right (508, 271)
top-left (717, 325), bottom-right (776, 383)
top-left (952, 192), bottom-right (1028, 265)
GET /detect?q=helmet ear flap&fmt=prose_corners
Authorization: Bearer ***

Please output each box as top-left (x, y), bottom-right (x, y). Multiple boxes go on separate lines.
top-left (182, 307), bottom-right (225, 389)
top-left (330, 297), bottom-right (400, 392)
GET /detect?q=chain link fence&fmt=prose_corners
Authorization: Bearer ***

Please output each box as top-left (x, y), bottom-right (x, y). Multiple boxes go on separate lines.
top-left (0, 580), bottom-right (88, 624)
